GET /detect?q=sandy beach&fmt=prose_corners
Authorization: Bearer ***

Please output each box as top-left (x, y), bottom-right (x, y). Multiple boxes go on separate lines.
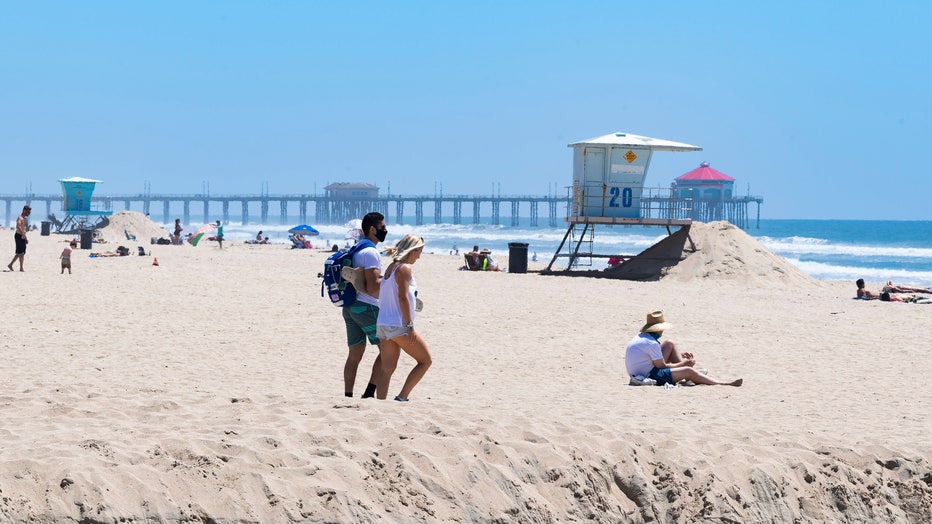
top-left (1, 216), bottom-right (929, 522)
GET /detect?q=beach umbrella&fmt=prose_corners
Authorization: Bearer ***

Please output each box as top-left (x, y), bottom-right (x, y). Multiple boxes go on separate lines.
top-left (288, 224), bottom-right (320, 236)
top-left (344, 219), bottom-right (363, 241)
top-left (190, 223), bottom-right (216, 246)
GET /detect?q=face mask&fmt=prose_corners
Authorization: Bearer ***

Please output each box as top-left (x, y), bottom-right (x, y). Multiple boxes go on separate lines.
top-left (375, 227), bottom-right (388, 243)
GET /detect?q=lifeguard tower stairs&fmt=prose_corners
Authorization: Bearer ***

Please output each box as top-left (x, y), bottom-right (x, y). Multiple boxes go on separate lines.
top-left (541, 132), bottom-right (701, 280)
top-left (56, 177), bottom-right (113, 232)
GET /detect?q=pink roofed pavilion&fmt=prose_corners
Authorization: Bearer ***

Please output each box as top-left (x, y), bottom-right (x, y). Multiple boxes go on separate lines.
top-left (674, 162), bottom-right (735, 201)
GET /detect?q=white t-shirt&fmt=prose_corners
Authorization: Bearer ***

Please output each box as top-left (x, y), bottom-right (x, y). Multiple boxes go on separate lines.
top-left (625, 333), bottom-right (663, 377)
top-left (351, 245), bottom-right (381, 307)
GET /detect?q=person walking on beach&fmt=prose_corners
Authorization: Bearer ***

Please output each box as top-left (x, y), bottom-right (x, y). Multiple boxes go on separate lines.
top-left (214, 220), bottom-right (224, 249)
top-left (60, 240), bottom-right (76, 274)
top-left (377, 234), bottom-right (432, 401)
top-left (7, 205), bottom-right (31, 272)
top-left (625, 311), bottom-right (742, 387)
top-left (342, 211), bottom-right (388, 398)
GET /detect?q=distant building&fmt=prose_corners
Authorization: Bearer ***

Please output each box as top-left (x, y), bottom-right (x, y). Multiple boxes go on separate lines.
top-left (324, 183), bottom-right (380, 199)
top-left (673, 162), bottom-right (735, 201)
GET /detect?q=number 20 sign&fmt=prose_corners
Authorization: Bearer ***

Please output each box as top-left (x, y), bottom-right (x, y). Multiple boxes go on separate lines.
top-left (608, 187), bottom-right (633, 208)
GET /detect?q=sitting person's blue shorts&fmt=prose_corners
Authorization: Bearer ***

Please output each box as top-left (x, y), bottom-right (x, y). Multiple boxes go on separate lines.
top-left (648, 367), bottom-right (675, 386)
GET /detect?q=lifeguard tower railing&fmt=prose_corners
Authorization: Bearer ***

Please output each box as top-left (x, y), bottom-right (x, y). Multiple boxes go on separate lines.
top-left (544, 186), bottom-right (695, 277)
top-left (57, 178), bottom-right (113, 232)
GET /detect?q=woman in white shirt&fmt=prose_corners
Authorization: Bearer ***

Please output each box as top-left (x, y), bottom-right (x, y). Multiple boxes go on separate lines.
top-left (376, 234), bottom-right (432, 401)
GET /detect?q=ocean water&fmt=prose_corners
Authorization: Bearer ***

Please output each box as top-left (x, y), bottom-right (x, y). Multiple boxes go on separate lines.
top-left (172, 217), bottom-right (932, 287)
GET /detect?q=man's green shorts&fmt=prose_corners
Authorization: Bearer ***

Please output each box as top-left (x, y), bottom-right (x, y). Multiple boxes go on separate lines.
top-left (343, 302), bottom-right (380, 347)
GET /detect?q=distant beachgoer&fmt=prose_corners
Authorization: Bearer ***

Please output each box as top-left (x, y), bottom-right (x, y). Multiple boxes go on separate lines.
top-left (7, 205), bottom-right (31, 272)
top-left (173, 219), bottom-right (184, 245)
top-left (256, 231), bottom-right (264, 243)
top-left (856, 279), bottom-right (878, 299)
top-left (341, 212), bottom-right (388, 399)
top-left (464, 245), bottom-right (481, 271)
top-left (625, 311), bottom-right (743, 387)
top-left (882, 281), bottom-right (932, 294)
top-left (60, 240), bottom-right (77, 274)
top-left (215, 220), bottom-right (224, 249)
top-left (479, 248), bottom-right (500, 271)
top-left (879, 291), bottom-right (932, 303)
top-left (377, 234), bottom-right (432, 401)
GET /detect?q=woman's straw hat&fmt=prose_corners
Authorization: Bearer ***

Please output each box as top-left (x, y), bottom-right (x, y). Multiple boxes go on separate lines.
top-left (640, 310), bottom-right (673, 333)
top-left (392, 234), bottom-right (425, 262)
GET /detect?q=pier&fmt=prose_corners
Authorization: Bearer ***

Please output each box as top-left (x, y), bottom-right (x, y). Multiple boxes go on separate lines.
top-left (0, 193), bottom-right (567, 228)
top-left (1, 190), bottom-right (761, 229)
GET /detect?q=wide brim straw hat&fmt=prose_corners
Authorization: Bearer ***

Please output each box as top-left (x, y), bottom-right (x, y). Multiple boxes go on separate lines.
top-left (393, 235), bottom-right (426, 262)
top-left (640, 310), bottom-right (673, 333)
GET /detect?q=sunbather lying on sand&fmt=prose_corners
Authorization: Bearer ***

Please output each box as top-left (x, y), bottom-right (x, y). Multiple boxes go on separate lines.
top-left (882, 281), bottom-right (932, 294)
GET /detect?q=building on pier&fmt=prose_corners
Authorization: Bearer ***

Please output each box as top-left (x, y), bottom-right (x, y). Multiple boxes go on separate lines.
top-left (671, 162), bottom-right (763, 228)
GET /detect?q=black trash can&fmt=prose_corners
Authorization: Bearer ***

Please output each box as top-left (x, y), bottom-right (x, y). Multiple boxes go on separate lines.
top-left (508, 242), bottom-right (529, 274)
top-left (80, 229), bottom-right (94, 250)
top-left (40, 221), bottom-right (51, 236)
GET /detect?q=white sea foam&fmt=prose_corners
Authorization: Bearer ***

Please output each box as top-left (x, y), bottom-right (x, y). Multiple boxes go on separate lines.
top-left (789, 259), bottom-right (932, 286)
top-left (759, 238), bottom-right (932, 259)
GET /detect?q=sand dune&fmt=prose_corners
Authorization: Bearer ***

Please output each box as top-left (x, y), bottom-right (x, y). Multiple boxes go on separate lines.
top-left (0, 223), bottom-right (929, 522)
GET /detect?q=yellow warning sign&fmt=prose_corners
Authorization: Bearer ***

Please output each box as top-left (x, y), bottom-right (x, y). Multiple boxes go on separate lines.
top-left (624, 150), bottom-right (637, 163)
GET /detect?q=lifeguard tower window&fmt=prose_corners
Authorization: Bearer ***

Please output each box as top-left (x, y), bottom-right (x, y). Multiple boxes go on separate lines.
top-left (57, 177), bottom-right (113, 233)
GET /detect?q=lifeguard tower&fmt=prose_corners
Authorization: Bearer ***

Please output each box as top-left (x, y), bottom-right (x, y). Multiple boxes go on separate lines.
top-left (542, 132), bottom-right (702, 279)
top-left (57, 177), bottom-right (113, 232)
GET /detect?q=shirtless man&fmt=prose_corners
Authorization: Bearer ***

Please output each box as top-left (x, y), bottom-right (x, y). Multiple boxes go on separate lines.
top-left (7, 205), bottom-right (31, 272)
top-left (856, 279), bottom-right (878, 299)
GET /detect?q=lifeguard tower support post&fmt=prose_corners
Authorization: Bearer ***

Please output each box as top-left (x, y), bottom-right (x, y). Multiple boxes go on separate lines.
top-left (542, 132), bottom-right (702, 279)
top-left (57, 177), bottom-right (113, 232)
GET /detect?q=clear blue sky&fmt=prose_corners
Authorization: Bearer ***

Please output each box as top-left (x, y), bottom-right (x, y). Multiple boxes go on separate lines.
top-left (2, 1), bottom-right (930, 219)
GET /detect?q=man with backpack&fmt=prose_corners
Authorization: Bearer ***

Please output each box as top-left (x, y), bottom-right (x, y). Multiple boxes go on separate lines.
top-left (342, 211), bottom-right (389, 398)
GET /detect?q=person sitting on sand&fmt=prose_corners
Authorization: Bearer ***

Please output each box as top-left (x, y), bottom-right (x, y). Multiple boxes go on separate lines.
top-left (856, 278), bottom-right (878, 299)
top-left (479, 248), bottom-right (500, 271)
top-left (625, 311), bottom-right (743, 387)
top-left (463, 245), bottom-right (481, 270)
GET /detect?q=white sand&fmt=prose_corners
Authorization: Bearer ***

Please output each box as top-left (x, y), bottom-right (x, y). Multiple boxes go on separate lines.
top-left (1, 220), bottom-right (929, 522)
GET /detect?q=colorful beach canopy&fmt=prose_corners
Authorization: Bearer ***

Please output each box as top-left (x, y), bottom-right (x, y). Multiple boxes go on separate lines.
top-left (289, 225), bottom-right (320, 236)
top-left (676, 162), bottom-right (735, 182)
top-left (190, 223), bottom-right (216, 246)
top-left (568, 132), bottom-right (702, 152)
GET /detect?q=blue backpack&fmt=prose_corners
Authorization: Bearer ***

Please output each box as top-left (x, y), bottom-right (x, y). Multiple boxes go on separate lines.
top-left (321, 240), bottom-right (375, 307)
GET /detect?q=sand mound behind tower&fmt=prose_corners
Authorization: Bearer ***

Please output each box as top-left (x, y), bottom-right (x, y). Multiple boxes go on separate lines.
top-left (95, 211), bottom-right (171, 243)
top-left (663, 221), bottom-right (818, 286)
